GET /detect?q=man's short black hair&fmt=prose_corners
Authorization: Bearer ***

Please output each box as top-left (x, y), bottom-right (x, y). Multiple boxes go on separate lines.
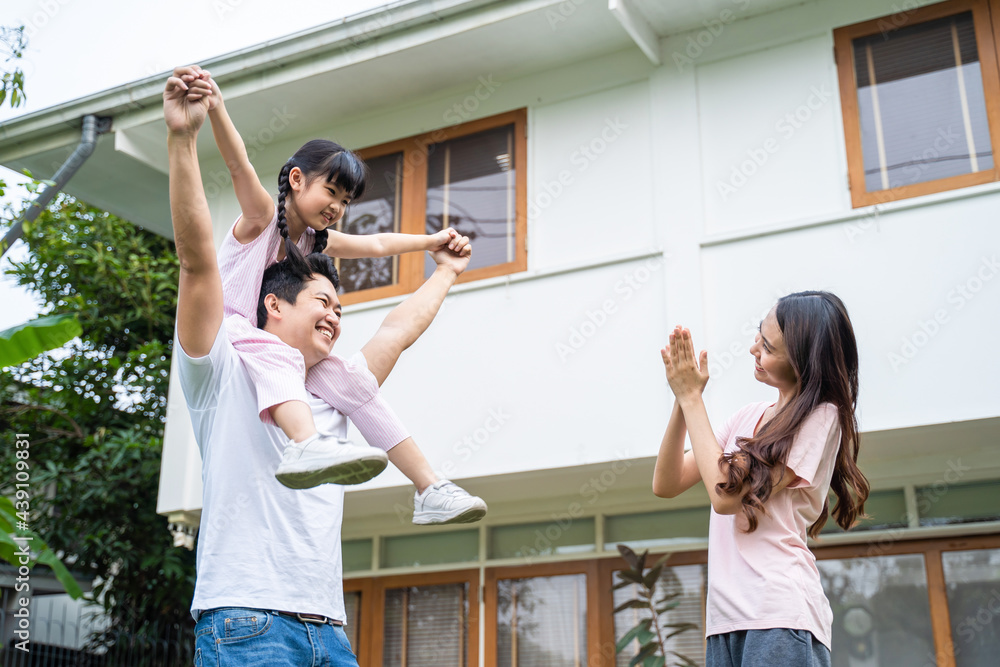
top-left (256, 253), bottom-right (340, 329)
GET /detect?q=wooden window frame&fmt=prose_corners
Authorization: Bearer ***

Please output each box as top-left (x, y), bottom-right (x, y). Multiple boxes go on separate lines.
top-left (346, 533), bottom-right (1000, 667)
top-left (834, 0), bottom-right (1000, 208)
top-left (811, 533), bottom-right (1000, 667)
top-left (339, 109), bottom-right (528, 306)
top-left (485, 560), bottom-right (605, 667)
top-left (346, 568), bottom-right (481, 667)
top-left (343, 577), bottom-right (376, 665)
top-left (597, 534), bottom-right (1000, 667)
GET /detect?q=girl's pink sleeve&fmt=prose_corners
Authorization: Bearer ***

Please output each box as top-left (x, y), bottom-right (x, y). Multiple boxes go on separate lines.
top-left (218, 210), bottom-right (280, 326)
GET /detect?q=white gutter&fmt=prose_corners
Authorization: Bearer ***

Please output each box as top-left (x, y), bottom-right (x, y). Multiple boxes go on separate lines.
top-left (608, 0), bottom-right (661, 65)
top-left (0, 0), bottom-right (565, 160)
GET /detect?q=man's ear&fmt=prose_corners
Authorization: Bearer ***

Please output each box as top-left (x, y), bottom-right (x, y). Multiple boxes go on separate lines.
top-left (264, 294), bottom-right (282, 320)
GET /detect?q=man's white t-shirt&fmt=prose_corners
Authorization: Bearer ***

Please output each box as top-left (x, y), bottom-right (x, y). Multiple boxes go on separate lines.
top-left (176, 320), bottom-right (348, 621)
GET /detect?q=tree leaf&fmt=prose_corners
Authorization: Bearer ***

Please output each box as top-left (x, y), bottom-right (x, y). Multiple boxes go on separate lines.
top-left (618, 543), bottom-right (640, 569)
top-left (643, 564), bottom-right (663, 589)
top-left (35, 549), bottom-right (83, 599)
top-left (616, 568), bottom-right (644, 585)
top-left (616, 623), bottom-right (645, 653)
top-left (614, 599), bottom-right (650, 614)
top-left (0, 314), bottom-right (81, 367)
top-left (628, 641), bottom-right (659, 666)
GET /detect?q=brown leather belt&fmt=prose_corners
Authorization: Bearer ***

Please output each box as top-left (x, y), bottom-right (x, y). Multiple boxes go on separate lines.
top-left (274, 610), bottom-right (343, 626)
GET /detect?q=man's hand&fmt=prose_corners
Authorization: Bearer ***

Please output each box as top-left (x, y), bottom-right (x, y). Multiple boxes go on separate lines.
top-left (361, 234), bottom-right (471, 385)
top-left (163, 65), bottom-right (213, 136)
top-left (429, 235), bottom-right (471, 276)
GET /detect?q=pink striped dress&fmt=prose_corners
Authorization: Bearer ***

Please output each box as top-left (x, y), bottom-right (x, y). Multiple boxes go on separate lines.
top-left (217, 210), bottom-right (409, 451)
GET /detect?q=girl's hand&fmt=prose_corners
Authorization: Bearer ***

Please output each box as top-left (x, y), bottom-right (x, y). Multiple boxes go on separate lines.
top-left (163, 66), bottom-right (213, 136)
top-left (661, 326), bottom-right (710, 402)
top-left (202, 73), bottom-right (222, 112)
top-left (430, 228), bottom-right (471, 257)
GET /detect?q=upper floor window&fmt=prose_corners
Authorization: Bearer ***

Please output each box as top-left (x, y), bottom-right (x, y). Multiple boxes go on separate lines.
top-left (834, 0), bottom-right (1000, 207)
top-left (335, 109), bottom-right (527, 305)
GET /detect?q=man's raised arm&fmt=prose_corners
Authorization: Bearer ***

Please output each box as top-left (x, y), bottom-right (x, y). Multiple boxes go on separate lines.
top-left (361, 236), bottom-right (471, 385)
top-left (165, 66), bottom-right (223, 358)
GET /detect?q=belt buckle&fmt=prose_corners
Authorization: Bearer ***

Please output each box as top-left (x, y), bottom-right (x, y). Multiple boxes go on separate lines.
top-left (295, 612), bottom-right (328, 625)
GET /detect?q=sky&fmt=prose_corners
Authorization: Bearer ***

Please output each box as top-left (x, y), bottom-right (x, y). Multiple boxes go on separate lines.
top-left (1, 0), bottom-right (395, 330)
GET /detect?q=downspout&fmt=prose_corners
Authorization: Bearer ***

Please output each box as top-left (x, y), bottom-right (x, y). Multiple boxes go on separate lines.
top-left (0, 114), bottom-right (112, 258)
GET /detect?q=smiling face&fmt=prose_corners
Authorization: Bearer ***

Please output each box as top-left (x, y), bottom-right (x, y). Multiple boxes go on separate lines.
top-left (288, 167), bottom-right (353, 233)
top-left (749, 307), bottom-right (798, 394)
top-left (261, 275), bottom-right (342, 368)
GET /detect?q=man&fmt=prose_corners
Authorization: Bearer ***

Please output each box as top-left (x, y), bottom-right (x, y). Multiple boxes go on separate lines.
top-left (164, 66), bottom-right (471, 665)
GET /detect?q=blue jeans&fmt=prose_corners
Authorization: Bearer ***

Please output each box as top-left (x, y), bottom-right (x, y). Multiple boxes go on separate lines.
top-left (194, 608), bottom-right (358, 666)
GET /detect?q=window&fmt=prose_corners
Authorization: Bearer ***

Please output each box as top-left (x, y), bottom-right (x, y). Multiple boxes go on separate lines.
top-left (336, 110), bottom-right (527, 305)
top-left (485, 562), bottom-right (601, 667)
top-left (942, 548), bottom-right (1000, 666)
top-left (821, 488), bottom-right (909, 534)
top-left (611, 562), bottom-right (707, 667)
top-left (380, 529), bottom-right (479, 569)
top-left (345, 570), bottom-right (480, 666)
top-left (818, 553), bottom-right (937, 664)
top-left (489, 518), bottom-right (596, 560)
top-left (343, 535), bottom-right (1000, 666)
top-left (383, 582), bottom-right (471, 666)
top-left (834, 0), bottom-right (1000, 207)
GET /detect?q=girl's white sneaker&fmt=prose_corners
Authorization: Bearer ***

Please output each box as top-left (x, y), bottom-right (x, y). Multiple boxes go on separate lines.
top-left (413, 480), bottom-right (487, 525)
top-left (275, 434), bottom-right (388, 489)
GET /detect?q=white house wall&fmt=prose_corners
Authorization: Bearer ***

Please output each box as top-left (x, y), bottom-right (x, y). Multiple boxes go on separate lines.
top-left (160, 0), bottom-right (999, 512)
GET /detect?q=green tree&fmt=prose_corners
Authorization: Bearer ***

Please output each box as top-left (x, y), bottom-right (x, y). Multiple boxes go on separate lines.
top-left (0, 25), bottom-right (27, 108)
top-left (0, 194), bottom-right (195, 662)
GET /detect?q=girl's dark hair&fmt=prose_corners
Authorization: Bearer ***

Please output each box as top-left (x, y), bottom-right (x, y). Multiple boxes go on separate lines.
top-left (276, 139), bottom-right (367, 279)
top-left (717, 291), bottom-right (870, 538)
top-left (257, 253), bottom-right (340, 329)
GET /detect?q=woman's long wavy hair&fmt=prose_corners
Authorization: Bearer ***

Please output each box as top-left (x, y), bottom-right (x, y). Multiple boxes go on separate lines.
top-left (276, 139), bottom-right (367, 279)
top-left (717, 291), bottom-right (869, 538)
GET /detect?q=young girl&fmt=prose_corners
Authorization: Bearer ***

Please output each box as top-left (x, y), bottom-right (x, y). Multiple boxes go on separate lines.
top-left (652, 291), bottom-right (869, 666)
top-left (184, 67), bottom-right (486, 525)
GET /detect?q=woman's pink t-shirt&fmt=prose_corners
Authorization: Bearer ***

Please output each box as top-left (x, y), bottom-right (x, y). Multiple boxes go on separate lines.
top-left (705, 401), bottom-right (841, 650)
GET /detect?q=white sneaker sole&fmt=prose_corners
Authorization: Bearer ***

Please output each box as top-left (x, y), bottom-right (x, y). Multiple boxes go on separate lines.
top-left (276, 454), bottom-right (388, 489)
top-left (412, 505), bottom-right (488, 525)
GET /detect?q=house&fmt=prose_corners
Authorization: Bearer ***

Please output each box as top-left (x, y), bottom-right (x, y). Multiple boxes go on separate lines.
top-left (2, 0), bottom-right (998, 664)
